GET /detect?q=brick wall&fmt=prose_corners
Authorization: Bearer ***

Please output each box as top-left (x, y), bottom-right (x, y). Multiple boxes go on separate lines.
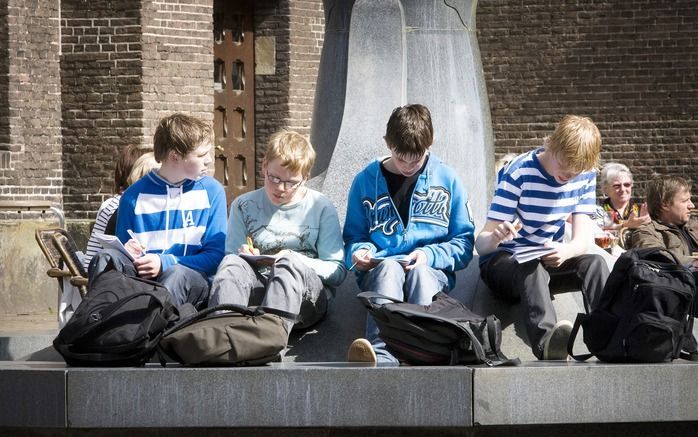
top-left (0, 0), bottom-right (62, 216)
top-left (477, 0), bottom-right (698, 198)
top-left (60, 0), bottom-right (144, 218)
top-left (253, 0), bottom-right (324, 186)
top-left (140, 0), bottom-right (214, 141)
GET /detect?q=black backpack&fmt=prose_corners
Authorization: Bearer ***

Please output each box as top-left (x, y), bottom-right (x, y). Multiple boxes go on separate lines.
top-left (53, 269), bottom-right (188, 366)
top-left (568, 247), bottom-right (696, 363)
top-left (357, 291), bottom-right (519, 366)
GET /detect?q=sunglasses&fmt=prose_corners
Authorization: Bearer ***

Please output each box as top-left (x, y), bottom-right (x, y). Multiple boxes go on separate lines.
top-left (612, 182), bottom-right (633, 190)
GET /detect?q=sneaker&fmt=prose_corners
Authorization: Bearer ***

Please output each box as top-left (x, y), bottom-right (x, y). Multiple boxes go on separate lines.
top-left (542, 320), bottom-right (573, 360)
top-left (347, 338), bottom-right (377, 363)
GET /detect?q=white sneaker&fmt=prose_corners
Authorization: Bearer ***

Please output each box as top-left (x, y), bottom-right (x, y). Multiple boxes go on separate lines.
top-left (542, 320), bottom-right (573, 360)
top-left (347, 338), bottom-right (377, 363)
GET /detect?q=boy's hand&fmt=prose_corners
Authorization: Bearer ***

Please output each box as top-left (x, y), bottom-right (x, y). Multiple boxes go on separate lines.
top-left (540, 242), bottom-right (573, 268)
top-left (351, 248), bottom-right (377, 271)
top-left (492, 219), bottom-right (522, 244)
top-left (125, 239), bottom-right (146, 258)
top-left (404, 249), bottom-right (427, 271)
top-left (239, 244), bottom-right (260, 256)
top-left (133, 254), bottom-right (162, 279)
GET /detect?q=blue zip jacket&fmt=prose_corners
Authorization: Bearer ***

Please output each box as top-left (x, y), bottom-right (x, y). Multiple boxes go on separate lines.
top-left (116, 171), bottom-right (227, 278)
top-left (342, 153), bottom-right (475, 289)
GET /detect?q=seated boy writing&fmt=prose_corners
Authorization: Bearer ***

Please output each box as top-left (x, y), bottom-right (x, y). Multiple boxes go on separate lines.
top-left (87, 113), bottom-right (227, 309)
top-left (208, 130), bottom-right (347, 336)
top-left (343, 104), bottom-right (475, 364)
top-left (475, 114), bottom-right (609, 360)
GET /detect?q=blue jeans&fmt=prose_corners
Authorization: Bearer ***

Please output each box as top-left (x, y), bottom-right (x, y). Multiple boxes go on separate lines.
top-left (360, 260), bottom-right (449, 364)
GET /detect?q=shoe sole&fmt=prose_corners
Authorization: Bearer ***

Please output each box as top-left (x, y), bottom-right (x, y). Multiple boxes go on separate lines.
top-left (347, 338), bottom-right (377, 363)
top-left (543, 321), bottom-right (572, 360)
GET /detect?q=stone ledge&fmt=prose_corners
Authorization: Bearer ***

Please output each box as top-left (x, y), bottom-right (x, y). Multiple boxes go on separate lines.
top-left (1, 360), bottom-right (698, 430)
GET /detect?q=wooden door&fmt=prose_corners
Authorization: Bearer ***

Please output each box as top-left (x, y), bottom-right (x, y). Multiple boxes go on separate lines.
top-left (213, 0), bottom-right (255, 206)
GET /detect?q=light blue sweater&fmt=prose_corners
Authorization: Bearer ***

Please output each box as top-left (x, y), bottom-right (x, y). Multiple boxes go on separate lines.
top-left (227, 187), bottom-right (347, 288)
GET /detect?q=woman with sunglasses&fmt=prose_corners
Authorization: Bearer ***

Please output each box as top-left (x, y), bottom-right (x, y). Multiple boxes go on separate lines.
top-left (599, 162), bottom-right (650, 231)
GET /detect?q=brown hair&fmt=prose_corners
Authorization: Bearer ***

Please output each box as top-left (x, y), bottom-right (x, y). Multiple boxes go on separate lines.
top-left (114, 144), bottom-right (150, 193)
top-left (384, 104), bottom-right (433, 158)
top-left (645, 175), bottom-right (692, 220)
top-left (545, 115), bottom-right (602, 174)
top-left (153, 113), bottom-right (213, 162)
top-left (264, 130), bottom-right (316, 178)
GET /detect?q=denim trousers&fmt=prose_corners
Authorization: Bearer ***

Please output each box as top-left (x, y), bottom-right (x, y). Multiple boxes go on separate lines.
top-left (360, 260), bottom-right (449, 364)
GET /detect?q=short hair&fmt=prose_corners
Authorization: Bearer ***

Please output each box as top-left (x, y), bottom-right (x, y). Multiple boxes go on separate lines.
top-left (645, 175), bottom-right (692, 220)
top-left (544, 115), bottom-right (601, 174)
top-left (114, 144), bottom-right (150, 194)
top-left (127, 152), bottom-right (160, 186)
top-left (264, 130), bottom-right (316, 178)
top-left (384, 104), bottom-right (433, 158)
top-left (153, 113), bottom-right (213, 162)
top-left (600, 162), bottom-right (633, 193)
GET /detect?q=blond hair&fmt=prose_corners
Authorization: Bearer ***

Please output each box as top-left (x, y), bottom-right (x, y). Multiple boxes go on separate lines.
top-left (127, 152), bottom-right (160, 186)
top-left (545, 115), bottom-right (601, 174)
top-left (264, 130), bottom-right (316, 178)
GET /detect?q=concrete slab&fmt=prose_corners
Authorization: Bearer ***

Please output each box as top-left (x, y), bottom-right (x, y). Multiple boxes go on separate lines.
top-left (0, 361), bottom-right (66, 428)
top-left (66, 364), bottom-right (473, 428)
top-left (472, 360), bottom-right (698, 425)
top-left (0, 330), bottom-right (57, 361)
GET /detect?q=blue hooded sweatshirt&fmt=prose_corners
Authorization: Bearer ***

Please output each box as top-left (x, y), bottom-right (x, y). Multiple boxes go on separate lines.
top-left (116, 171), bottom-right (227, 279)
top-left (342, 153), bottom-right (475, 289)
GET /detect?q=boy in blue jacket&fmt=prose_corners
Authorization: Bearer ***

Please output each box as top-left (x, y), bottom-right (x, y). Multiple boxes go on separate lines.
top-left (88, 113), bottom-right (227, 309)
top-left (343, 104), bottom-right (475, 364)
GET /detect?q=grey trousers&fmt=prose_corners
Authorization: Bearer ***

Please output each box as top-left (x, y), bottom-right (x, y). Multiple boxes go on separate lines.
top-left (209, 252), bottom-right (328, 333)
top-left (480, 251), bottom-right (609, 359)
top-left (87, 248), bottom-right (210, 309)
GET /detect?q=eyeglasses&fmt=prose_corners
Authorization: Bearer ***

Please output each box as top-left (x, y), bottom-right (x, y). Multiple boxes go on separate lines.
top-left (612, 182), bottom-right (633, 190)
top-left (266, 173), bottom-right (303, 190)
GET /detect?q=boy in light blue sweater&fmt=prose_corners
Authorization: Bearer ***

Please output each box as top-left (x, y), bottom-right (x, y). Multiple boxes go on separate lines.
top-left (88, 113), bottom-right (227, 309)
top-left (209, 130), bottom-right (346, 335)
top-left (343, 104), bottom-right (475, 364)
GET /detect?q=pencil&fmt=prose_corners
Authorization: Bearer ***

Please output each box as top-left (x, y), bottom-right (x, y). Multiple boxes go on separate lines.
top-left (246, 235), bottom-right (255, 251)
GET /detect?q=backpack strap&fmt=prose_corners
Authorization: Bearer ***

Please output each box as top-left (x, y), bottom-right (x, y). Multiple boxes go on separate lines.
top-left (568, 313), bottom-right (593, 361)
top-left (356, 291), bottom-right (404, 308)
top-left (484, 315), bottom-right (520, 366)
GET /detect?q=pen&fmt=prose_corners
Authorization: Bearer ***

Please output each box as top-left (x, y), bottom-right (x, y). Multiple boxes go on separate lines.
top-left (246, 235), bottom-right (255, 251)
top-left (127, 229), bottom-right (146, 251)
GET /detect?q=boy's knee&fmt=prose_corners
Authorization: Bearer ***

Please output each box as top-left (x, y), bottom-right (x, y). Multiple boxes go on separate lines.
top-left (373, 259), bottom-right (405, 276)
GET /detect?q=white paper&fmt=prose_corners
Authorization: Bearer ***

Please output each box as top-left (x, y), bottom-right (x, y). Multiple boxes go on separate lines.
top-left (371, 254), bottom-right (415, 267)
top-left (504, 245), bottom-right (556, 264)
top-left (93, 234), bottom-right (135, 261)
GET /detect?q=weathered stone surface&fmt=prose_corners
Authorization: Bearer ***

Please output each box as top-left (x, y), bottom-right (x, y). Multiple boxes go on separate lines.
top-left (66, 364), bottom-right (473, 428)
top-left (473, 360), bottom-right (698, 425)
top-left (0, 362), bottom-right (66, 428)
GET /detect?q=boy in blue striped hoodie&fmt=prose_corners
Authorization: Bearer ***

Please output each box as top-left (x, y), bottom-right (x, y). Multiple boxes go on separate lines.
top-left (344, 104), bottom-right (475, 364)
top-left (475, 115), bottom-right (609, 360)
top-left (88, 113), bottom-right (227, 309)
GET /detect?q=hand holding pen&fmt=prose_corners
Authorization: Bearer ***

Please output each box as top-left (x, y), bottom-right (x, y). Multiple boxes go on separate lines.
top-left (494, 218), bottom-right (522, 244)
top-left (349, 248), bottom-right (377, 272)
top-left (241, 234), bottom-right (260, 255)
top-left (125, 229), bottom-right (147, 258)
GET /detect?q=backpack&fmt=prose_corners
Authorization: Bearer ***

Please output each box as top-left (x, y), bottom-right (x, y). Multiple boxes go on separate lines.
top-left (158, 304), bottom-right (291, 366)
top-left (53, 269), bottom-right (187, 366)
top-left (568, 247), bottom-right (696, 363)
top-left (357, 291), bottom-right (520, 366)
